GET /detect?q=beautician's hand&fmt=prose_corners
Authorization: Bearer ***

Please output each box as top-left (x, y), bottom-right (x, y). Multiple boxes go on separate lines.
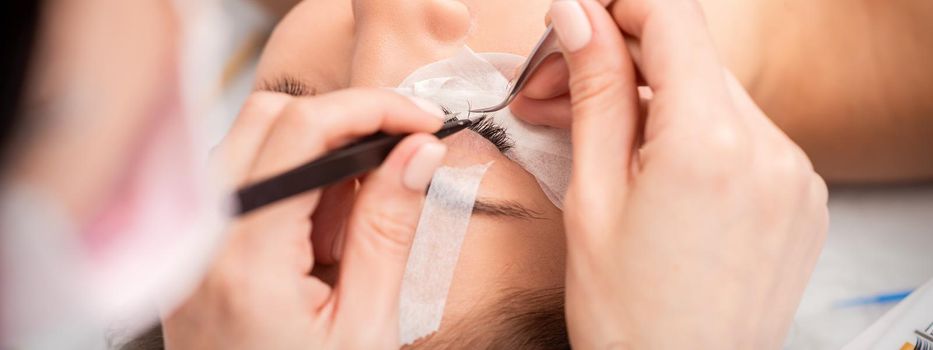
top-left (513, 0), bottom-right (829, 348)
top-left (163, 89), bottom-right (447, 349)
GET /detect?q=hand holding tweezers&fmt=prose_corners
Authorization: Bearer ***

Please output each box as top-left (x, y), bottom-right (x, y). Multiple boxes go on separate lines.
top-left (235, 118), bottom-right (473, 216)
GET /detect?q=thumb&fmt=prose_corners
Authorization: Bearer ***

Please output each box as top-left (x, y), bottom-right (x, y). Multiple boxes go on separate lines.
top-left (332, 134), bottom-right (446, 340)
top-left (551, 0), bottom-right (640, 186)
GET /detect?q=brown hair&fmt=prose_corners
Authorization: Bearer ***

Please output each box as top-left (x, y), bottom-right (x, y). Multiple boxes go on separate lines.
top-left (122, 287), bottom-right (568, 350)
top-left (407, 287), bottom-right (569, 349)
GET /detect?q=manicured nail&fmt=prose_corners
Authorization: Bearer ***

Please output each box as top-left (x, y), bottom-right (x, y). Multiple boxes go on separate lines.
top-left (549, 0), bottom-right (592, 53)
top-left (403, 142), bottom-right (447, 191)
top-left (406, 96), bottom-right (447, 118)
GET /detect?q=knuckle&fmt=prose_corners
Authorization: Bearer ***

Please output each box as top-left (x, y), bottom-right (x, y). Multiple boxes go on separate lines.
top-left (663, 125), bottom-right (750, 184)
top-left (237, 92), bottom-right (289, 125)
top-left (279, 99), bottom-right (325, 132)
top-left (204, 261), bottom-right (253, 315)
top-left (356, 207), bottom-right (417, 255)
top-left (764, 145), bottom-right (802, 177)
top-left (333, 87), bottom-right (398, 106)
top-left (207, 263), bottom-right (240, 295)
top-left (568, 65), bottom-right (627, 107)
top-left (699, 124), bottom-right (747, 160)
top-left (810, 173), bottom-right (830, 206)
top-left (757, 142), bottom-right (812, 188)
top-left (285, 228), bottom-right (313, 271)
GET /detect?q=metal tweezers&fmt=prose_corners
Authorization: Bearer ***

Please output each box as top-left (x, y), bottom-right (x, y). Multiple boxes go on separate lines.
top-left (235, 118), bottom-right (474, 216)
top-left (469, 24), bottom-right (561, 114)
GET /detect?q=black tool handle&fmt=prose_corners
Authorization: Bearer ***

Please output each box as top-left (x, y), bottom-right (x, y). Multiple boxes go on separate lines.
top-left (234, 118), bottom-right (472, 216)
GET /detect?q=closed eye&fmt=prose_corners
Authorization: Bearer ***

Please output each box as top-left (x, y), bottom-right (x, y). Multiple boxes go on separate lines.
top-left (256, 75), bottom-right (316, 97)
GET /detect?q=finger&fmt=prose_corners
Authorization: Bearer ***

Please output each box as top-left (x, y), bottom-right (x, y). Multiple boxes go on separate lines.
top-left (311, 180), bottom-right (357, 266)
top-left (550, 0), bottom-right (641, 183)
top-left (234, 90), bottom-right (443, 274)
top-left (517, 33), bottom-right (645, 104)
top-left (246, 88), bottom-right (444, 185)
top-left (520, 54), bottom-right (569, 100)
top-left (510, 93), bottom-right (573, 128)
top-left (211, 92), bottom-right (291, 188)
top-left (609, 0), bottom-right (732, 119)
top-left (334, 134), bottom-right (446, 337)
top-left (232, 192), bottom-right (318, 275)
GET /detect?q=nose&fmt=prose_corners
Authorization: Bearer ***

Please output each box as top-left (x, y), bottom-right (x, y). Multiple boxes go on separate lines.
top-left (349, 0), bottom-right (472, 87)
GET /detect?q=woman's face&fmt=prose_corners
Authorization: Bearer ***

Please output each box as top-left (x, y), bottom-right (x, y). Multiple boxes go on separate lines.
top-left (255, 0), bottom-right (565, 337)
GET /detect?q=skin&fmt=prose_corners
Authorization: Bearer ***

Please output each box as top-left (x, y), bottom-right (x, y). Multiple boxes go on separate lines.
top-left (252, 0), bottom-right (566, 333)
top-left (531, 0), bottom-right (828, 348)
top-left (513, 0), bottom-right (933, 184)
top-left (164, 89), bottom-right (452, 349)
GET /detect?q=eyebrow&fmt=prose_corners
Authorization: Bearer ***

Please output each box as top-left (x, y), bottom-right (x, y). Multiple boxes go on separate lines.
top-left (472, 198), bottom-right (545, 220)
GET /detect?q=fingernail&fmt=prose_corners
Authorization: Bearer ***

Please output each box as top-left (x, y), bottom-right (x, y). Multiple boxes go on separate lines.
top-left (549, 0), bottom-right (592, 53)
top-left (403, 142), bottom-right (447, 191)
top-left (406, 96), bottom-right (447, 118)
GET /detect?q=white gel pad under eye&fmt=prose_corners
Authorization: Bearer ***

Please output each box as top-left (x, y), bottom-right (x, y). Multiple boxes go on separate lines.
top-left (398, 163), bottom-right (490, 345)
top-left (396, 47), bottom-right (572, 208)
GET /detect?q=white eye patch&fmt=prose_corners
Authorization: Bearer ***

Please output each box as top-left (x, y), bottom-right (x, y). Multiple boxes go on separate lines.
top-left (396, 47), bottom-right (572, 209)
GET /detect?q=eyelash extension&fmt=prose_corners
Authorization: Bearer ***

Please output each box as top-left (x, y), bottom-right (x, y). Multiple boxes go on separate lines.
top-left (441, 106), bottom-right (514, 153)
top-left (257, 75), bottom-right (316, 97)
top-left (469, 116), bottom-right (514, 153)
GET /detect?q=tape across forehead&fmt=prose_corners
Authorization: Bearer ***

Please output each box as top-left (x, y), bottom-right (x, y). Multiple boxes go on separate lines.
top-left (398, 163), bottom-right (490, 345)
top-left (396, 47), bottom-right (572, 208)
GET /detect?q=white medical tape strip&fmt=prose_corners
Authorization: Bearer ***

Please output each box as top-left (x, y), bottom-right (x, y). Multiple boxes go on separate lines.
top-left (398, 163), bottom-right (490, 345)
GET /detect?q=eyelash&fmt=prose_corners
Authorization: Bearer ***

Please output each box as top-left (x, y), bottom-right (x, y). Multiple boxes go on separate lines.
top-left (258, 76), bottom-right (315, 97)
top-left (469, 116), bottom-right (514, 153)
top-left (442, 106), bottom-right (514, 153)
